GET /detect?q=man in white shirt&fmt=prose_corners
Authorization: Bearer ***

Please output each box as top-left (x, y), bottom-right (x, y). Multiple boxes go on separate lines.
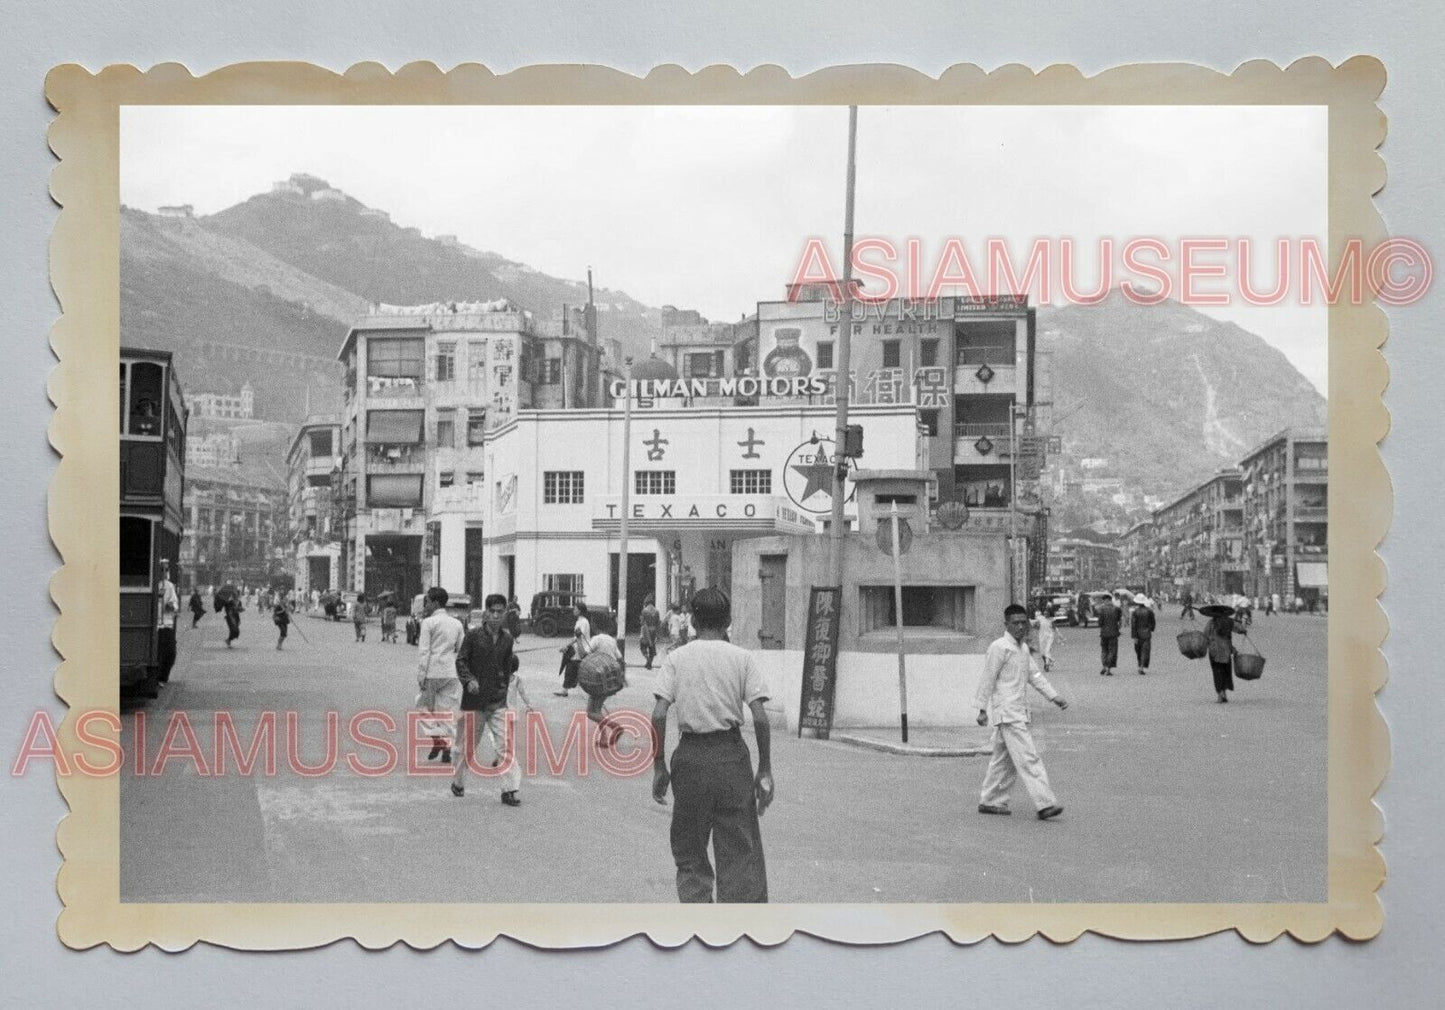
top-left (651, 588), bottom-right (773, 903)
top-left (155, 559), bottom-right (179, 684)
top-left (415, 586), bottom-right (465, 763)
top-left (974, 603), bottom-right (1069, 820)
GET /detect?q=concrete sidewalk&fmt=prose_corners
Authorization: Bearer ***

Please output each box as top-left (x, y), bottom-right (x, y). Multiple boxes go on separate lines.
top-left (831, 725), bottom-right (993, 757)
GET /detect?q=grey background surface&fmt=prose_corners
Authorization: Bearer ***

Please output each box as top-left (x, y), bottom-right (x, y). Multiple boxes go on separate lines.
top-left (2, 2), bottom-right (1439, 1004)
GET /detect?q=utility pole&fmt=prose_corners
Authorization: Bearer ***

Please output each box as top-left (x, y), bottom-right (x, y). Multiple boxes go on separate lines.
top-left (617, 356), bottom-right (633, 656)
top-left (827, 105), bottom-right (859, 589)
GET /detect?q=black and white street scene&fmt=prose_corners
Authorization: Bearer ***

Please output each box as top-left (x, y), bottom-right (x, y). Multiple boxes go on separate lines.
top-left (116, 104), bottom-right (1329, 904)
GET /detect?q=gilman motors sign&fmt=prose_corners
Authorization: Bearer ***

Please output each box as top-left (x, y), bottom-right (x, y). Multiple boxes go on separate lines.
top-left (609, 376), bottom-right (829, 399)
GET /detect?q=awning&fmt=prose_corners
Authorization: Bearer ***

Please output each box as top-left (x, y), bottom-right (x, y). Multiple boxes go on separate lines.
top-left (366, 409), bottom-right (424, 444)
top-left (367, 474), bottom-right (423, 508)
top-left (1296, 562), bottom-right (1328, 588)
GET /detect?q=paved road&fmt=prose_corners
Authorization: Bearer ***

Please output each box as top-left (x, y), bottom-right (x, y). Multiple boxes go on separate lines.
top-left (121, 608), bottom-right (1326, 903)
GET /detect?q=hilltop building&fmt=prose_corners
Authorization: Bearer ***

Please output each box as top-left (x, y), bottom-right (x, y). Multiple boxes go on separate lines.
top-left (186, 384), bottom-right (255, 421)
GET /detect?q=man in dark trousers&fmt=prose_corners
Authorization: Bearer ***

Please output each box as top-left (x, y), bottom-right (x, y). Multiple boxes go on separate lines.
top-left (1096, 594), bottom-right (1121, 676)
top-left (650, 588), bottom-right (773, 903)
top-left (1180, 588), bottom-right (1196, 621)
top-left (452, 593), bottom-right (523, 805)
top-left (1129, 593), bottom-right (1156, 675)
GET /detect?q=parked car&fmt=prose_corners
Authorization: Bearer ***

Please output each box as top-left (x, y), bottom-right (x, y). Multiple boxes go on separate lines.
top-left (1047, 594), bottom-right (1078, 626)
top-left (407, 591), bottom-right (474, 629)
top-left (527, 591), bottom-right (617, 637)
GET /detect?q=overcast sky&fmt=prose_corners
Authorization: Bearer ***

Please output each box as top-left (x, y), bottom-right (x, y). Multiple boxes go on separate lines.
top-left (121, 104), bottom-right (1328, 392)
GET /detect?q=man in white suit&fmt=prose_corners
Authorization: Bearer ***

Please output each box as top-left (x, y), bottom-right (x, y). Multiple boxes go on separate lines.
top-left (975, 603), bottom-right (1069, 820)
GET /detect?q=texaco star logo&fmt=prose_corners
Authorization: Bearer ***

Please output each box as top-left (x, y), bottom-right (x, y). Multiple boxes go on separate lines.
top-left (783, 437), bottom-right (856, 515)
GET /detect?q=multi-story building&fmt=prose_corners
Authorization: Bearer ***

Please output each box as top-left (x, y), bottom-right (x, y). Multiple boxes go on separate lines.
top-left (1151, 469), bottom-right (1247, 599)
top-left (1240, 428), bottom-right (1328, 607)
top-left (184, 429), bottom-right (240, 468)
top-left (185, 384), bottom-right (255, 421)
top-left (657, 306), bottom-right (759, 388)
top-left (285, 415), bottom-right (343, 594)
top-left (1044, 537), bottom-right (1120, 592)
top-left (334, 299), bottom-right (607, 601)
top-left (178, 462), bottom-right (288, 589)
top-left (1118, 519), bottom-right (1156, 589)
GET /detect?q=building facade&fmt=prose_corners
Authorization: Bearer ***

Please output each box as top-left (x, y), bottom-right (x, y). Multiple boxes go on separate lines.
top-left (1240, 428), bottom-right (1328, 607)
top-left (285, 416), bottom-right (343, 594)
top-left (178, 463), bottom-right (288, 589)
top-left (334, 300), bottom-right (607, 602)
top-left (185, 384), bottom-right (255, 421)
top-left (1151, 470), bottom-right (1247, 599)
top-left (475, 404), bottom-right (923, 632)
top-left (1044, 537), bottom-right (1121, 592)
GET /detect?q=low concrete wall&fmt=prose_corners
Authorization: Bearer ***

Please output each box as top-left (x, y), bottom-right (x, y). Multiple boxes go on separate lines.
top-left (754, 649), bottom-right (985, 731)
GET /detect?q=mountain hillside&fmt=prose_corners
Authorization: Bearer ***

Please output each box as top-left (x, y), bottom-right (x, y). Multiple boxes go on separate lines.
top-left (1039, 293), bottom-right (1326, 500)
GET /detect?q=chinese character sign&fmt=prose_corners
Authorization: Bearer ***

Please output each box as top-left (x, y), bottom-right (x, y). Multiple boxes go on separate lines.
top-left (798, 586), bottom-right (843, 737)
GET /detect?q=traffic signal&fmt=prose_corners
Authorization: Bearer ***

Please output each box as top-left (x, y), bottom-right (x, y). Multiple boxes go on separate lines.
top-left (842, 423), bottom-right (864, 458)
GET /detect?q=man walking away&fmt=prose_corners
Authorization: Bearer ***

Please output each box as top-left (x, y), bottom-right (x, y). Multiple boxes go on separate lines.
top-left (452, 594), bottom-right (524, 804)
top-left (1130, 593), bottom-right (1155, 674)
top-left (353, 592), bottom-right (368, 642)
top-left (975, 603), bottom-right (1069, 820)
top-left (1180, 589), bottom-right (1196, 621)
top-left (188, 588), bottom-right (205, 628)
top-left (651, 588), bottom-right (773, 903)
top-left (273, 602), bottom-right (290, 651)
top-left (415, 587), bottom-right (465, 764)
top-left (1096, 594), bottom-right (1121, 676)
top-left (639, 595), bottom-right (661, 670)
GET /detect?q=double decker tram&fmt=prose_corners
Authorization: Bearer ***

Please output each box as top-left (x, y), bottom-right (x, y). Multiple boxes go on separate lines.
top-left (120, 348), bottom-right (187, 697)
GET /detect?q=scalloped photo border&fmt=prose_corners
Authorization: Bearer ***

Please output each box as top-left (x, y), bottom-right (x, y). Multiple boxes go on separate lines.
top-left (45, 58), bottom-right (1389, 950)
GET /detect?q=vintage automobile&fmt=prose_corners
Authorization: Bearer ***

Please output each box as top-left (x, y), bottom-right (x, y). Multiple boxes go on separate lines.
top-left (527, 591), bottom-right (617, 637)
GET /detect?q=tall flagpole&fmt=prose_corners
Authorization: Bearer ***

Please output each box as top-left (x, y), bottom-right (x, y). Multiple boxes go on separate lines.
top-left (827, 106), bottom-right (859, 589)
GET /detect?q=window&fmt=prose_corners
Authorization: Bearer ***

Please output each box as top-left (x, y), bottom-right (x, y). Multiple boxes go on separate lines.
top-left (367, 474), bottom-right (424, 508)
top-left (120, 517), bottom-right (152, 587)
top-left (543, 471), bottom-right (585, 504)
top-left (545, 573), bottom-right (584, 593)
top-left (634, 471), bottom-right (676, 495)
top-left (920, 339), bottom-right (939, 367)
top-left (468, 340), bottom-right (489, 377)
top-left (435, 341), bottom-right (456, 381)
top-left (439, 471), bottom-right (455, 488)
top-left (366, 409), bottom-right (424, 444)
top-left (466, 471), bottom-right (485, 486)
top-left (466, 408), bottom-right (488, 446)
top-left (919, 409), bottom-right (939, 437)
top-left (367, 337), bottom-right (424, 379)
top-left (685, 351), bottom-right (724, 379)
top-left (859, 585), bottom-right (975, 635)
top-left (882, 339), bottom-right (901, 369)
top-left (309, 429), bottom-right (333, 457)
top-left (729, 469), bottom-right (772, 494)
top-left (435, 409), bottom-right (455, 448)
top-left (539, 358), bottom-right (562, 384)
top-left (816, 341), bottom-right (834, 370)
top-left (128, 361), bottom-right (163, 437)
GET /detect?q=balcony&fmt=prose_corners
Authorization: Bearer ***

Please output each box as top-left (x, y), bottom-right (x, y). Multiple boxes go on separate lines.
top-left (955, 344), bottom-right (1017, 367)
top-left (953, 421), bottom-right (1013, 439)
top-left (1294, 505), bottom-right (1328, 521)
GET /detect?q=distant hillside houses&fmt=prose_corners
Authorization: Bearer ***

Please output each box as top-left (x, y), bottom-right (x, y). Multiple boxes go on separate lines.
top-left (157, 204), bottom-right (194, 219)
top-left (185, 430), bottom-right (240, 468)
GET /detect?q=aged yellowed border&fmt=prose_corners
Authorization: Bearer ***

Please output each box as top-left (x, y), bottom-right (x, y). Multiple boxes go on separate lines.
top-left (47, 59), bottom-right (1388, 949)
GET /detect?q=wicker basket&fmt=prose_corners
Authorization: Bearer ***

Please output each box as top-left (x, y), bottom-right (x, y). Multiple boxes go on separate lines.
top-left (1176, 630), bottom-right (1208, 659)
top-left (1234, 652), bottom-right (1266, 680)
top-left (578, 652), bottom-right (626, 699)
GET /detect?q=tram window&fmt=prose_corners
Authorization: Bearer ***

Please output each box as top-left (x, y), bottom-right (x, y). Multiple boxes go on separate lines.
top-left (129, 362), bottom-right (163, 436)
top-left (120, 517), bottom-right (152, 586)
top-left (119, 364), bottom-right (127, 433)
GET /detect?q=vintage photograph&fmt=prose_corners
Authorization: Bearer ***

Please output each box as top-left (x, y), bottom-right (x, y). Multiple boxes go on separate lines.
top-left (46, 61), bottom-right (1388, 946)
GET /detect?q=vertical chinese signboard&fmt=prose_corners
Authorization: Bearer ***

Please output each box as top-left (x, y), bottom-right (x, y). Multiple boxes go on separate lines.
top-left (798, 585), bottom-right (842, 738)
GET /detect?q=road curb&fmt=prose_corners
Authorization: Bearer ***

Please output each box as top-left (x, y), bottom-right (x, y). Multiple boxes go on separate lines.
top-left (831, 733), bottom-right (990, 758)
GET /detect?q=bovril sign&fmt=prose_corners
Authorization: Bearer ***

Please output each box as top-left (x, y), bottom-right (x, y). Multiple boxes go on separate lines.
top-left (609, 376), bottom-right (830, 399)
